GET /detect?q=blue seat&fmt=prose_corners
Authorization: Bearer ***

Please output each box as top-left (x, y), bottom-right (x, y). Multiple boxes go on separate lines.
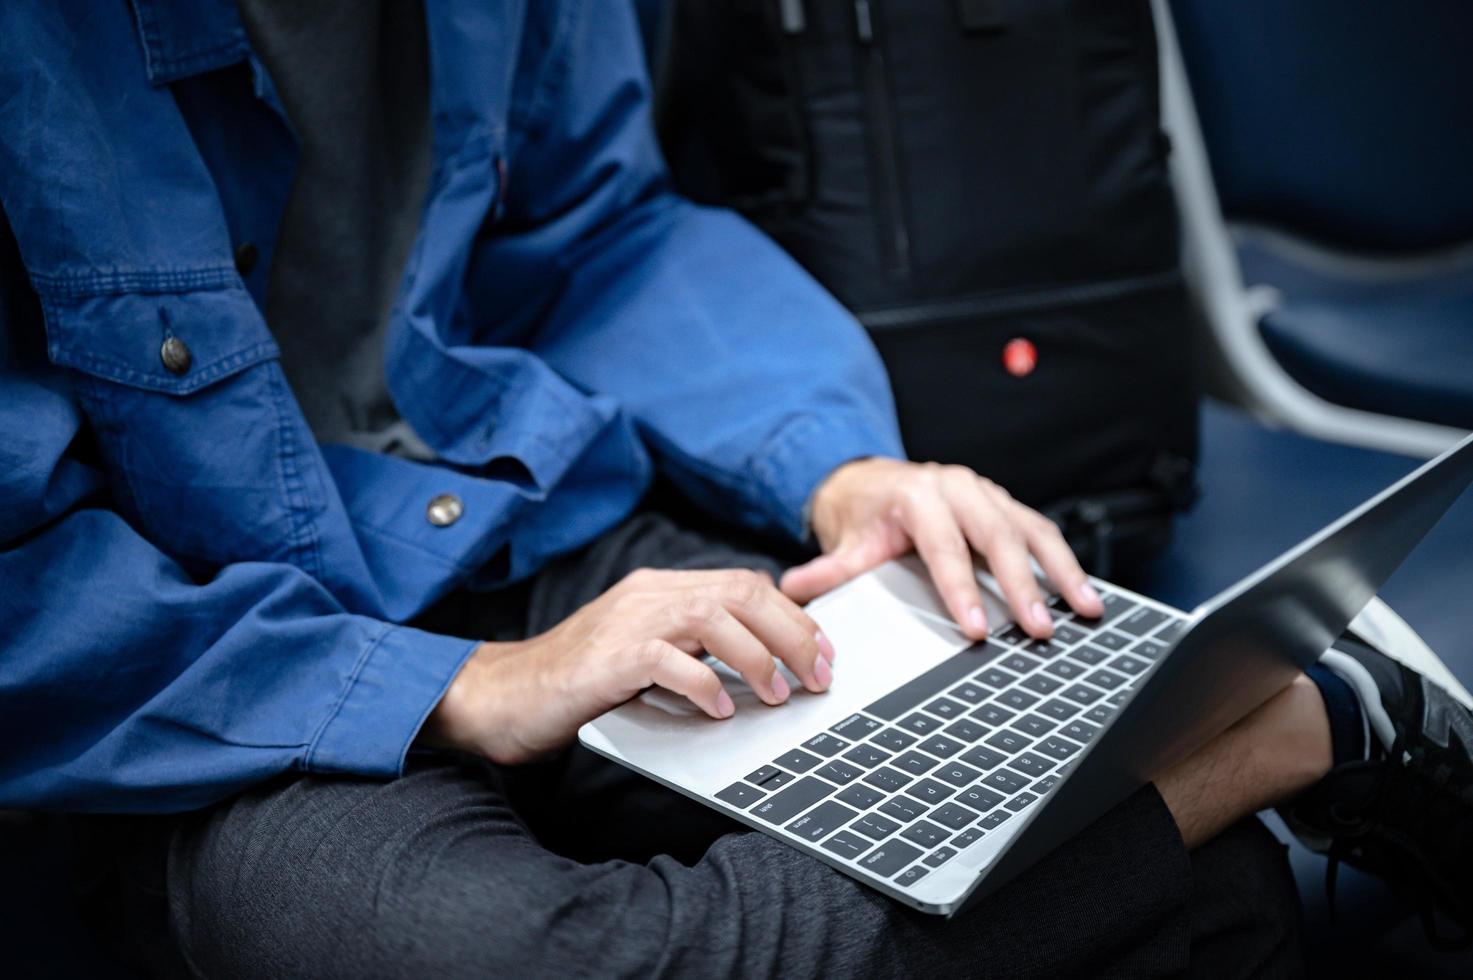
top-left (1170, 0), bottom-right (1473, 432)
top-left (1127, 400), bottom-right (1473, 978)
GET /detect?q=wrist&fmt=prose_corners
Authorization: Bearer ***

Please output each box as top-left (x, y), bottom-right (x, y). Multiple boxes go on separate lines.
top-left (810, 456), bottom-right (898, 544)
top-left (421, 639), bottom-right (524, 756)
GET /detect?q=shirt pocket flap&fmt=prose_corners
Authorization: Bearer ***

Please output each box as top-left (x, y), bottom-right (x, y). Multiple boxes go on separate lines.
top-left (37, 279), bottom-right (279, 395)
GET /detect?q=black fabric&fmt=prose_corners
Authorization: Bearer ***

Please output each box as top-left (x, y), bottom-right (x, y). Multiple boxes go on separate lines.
top-left (234, 0), bottom-right (434, 457)
top-left (86, 512), bottom-right (1301, 978)
top-left (658, 0), bottom-right (1199, 574)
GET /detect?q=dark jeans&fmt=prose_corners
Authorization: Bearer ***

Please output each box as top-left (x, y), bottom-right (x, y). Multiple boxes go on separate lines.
top-left (96, 514), bottom-right (1303, 978)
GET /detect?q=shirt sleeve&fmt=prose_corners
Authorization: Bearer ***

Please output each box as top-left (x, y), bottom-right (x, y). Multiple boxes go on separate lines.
top-left (484, 4), bottom-right (905, 542)
top-left (0, 375), bottom-right (476, 814)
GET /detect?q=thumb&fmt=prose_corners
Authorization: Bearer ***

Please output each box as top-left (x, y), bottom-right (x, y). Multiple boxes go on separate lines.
top-left (780, 530), bottom-right (894, 603)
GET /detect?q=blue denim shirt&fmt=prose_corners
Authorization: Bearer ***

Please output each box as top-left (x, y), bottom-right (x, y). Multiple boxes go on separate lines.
top-left (0, 0), bottom-right (902, 812)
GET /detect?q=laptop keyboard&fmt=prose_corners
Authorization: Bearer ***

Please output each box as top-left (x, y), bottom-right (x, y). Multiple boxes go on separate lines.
top-left (711, 588), bottom-right (1188, 890)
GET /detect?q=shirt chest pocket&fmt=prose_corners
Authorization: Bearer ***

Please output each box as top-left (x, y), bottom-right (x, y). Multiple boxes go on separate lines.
top-left (39, 281), bottom-right (328, 574)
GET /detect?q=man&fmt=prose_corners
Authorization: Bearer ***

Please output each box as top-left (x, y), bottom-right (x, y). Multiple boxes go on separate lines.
top-left (1, 1), bottom-right (1469, 976)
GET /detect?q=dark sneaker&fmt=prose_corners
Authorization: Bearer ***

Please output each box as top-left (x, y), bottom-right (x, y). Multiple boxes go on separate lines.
top-left (1280, 636), bottom-right (1473, 949)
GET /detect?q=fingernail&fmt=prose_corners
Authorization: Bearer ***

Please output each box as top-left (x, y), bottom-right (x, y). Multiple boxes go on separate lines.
top-left (771, 671), bottom-right (791, 702)
top-left (1078, 582), bottom-right (1101, 606)
top-left (1031, 601), bottom-right (1050, 630)
top-left (816, 630), bottom-right (836, 662)
top-left (967, 606), bottom-right (987, 635)
top-left (716, 689), bottom-right (735, 718)
top-left (814, 655), bottom-right (832, 689)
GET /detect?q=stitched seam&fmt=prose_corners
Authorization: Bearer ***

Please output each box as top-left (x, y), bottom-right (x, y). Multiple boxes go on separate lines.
top-left (303, 622), bottom-right (394, 771)
top-left (29, 266), bottom-right (241, 297)
top-left (45, 337), bottom-right (279, 394)
top-left (267, 365), bottom-right (325, 582)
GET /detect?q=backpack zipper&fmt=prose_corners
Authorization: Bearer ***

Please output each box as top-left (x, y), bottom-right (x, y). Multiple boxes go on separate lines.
top-left (856, 270), bottom-right (1181, 329)
top-left (854, 0), bottom-right (911, 278)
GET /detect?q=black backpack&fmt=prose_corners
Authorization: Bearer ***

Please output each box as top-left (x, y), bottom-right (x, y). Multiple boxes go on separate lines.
top-left (655, 0), bottom-right (1199, 576)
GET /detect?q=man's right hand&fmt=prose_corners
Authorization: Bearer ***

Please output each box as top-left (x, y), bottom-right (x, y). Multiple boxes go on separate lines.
top-left (422, 568), bottom-right (837, 765)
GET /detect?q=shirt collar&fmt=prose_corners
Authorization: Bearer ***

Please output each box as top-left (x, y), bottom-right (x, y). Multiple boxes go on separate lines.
top-left (128, 0), bottom-right (250, 85)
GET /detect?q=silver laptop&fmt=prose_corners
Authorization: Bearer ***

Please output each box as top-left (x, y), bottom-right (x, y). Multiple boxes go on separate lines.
top-left (580, 432), bottom-right (1473, 915)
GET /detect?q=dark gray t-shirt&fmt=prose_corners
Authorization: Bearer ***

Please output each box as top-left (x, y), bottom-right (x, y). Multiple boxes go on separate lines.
top-left (236, 0), bottom-right (434, 457)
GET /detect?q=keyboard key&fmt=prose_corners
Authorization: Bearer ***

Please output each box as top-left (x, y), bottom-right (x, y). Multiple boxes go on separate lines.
top-left (1069, 644), bottom-right (1110, 665)
top-left (1037, 736), bottom-right (1081, 760)
top-left (751, 776), bottom-right (833, 824)
top-left (894, 865), bottom-right (929, 885)
top-left (837, 783), bottom-right (885, 809)
top-left (852, 813), bottom-right (902, 840)
top-left (1044, 659), bottom-right (1085, 679)
top-left (787, 800), bottom-right (859, 841)
top-left (1005, 792), bottom-right (1039, 812)
top-left (879, 797), bottom-right (927, 822)
top-left (929, 802), bottom-right (980, 830)
top-left (1034, 775), bottom-right (1060, 793)
top-left (1133, 639), bottom-right (1168, 660)
top-left (831, 713), bottom-right (882, 739)
top-left (1014, 713), bottom-right (1055, 736)
top-left (949, 682), bottom-right (989, 704)
top-left (1111, 654), bottom-right (1149, 676)
top-left (803, 733), bottom-right (850, 757)
top-left (1060, 684), bottom-right (1103, 706)
top-left (898, 712), bottom-right (942, 736)
top-left (1061, 720), bottom-right (1101, 743)
top-left (980, 809), bottom-right (1013, 830)
top-left (1008, 753), bottom-right (1053, 777)
top-left (1117, 606), bottom-right (1168, 637)
top-left (1053, 622), bottom-right (1089, 646)
top-left (1037, 698), bottom-right (1080, 721)
top-left (821, 830), bottom-right (872, 859)
top-left (900, 820), bottom-right (949, 849)
top-left (943, 718), bottom-right (989, 742)
top-left (1107, 690), bottom-right (1130, 706)
top-left (893, 751), bottom-right (939, 776)
top-left (904, 779), bottom-right (954, 804)
top-left (864, 642), bottom-right (1008, 720)
top-left (774, 749), bottom-right (821, 773)
top-left (863, 766), bottom-right (913, 793)
top-left (715, 782), bottom-right (765, 808)
top-left (1156, 619), bottom-right (1186, 643)
top-left (1086, 668), bottom-right (1126, 690)
top-left (1092, 630), bottom-right (1131, 652)
top-left (985, 729), bottom-right (1031, 753)
top-left (952, 827), bottom-right (986, 849)
top-left (816, 760), bottom-right (864, 785)
top-left (745, 765), bottom-right (792, 788)
top-left (1084, 704), bottom-right (1117, 724)
top-left (1025, 638), bottom-right (1067, 659)
top-left (916, 735), bottom-right (965, 759)
top-left (922, 696), bottom-right (967, 719)
top-left (960, 745), bottom-right (1008, 770)
top-left (933, 761), bottom-right (982, 787)
top-left (978, 667), bottom-right (1017, 689)
top-left (1093, 591), bottom-right (1132, 626)
top-left (870, 728), bottom-right (918, 752)
top-left (996, 689), bottom-right (1040, 710)
top-left (842, 744), bottom-right (891, 768)
top-left (993, 624), bottom-right (1029, 646)
top-left (1020, 673), bottom-right (1064, 696)
top-left (955, 785), bottom-right (1005, 812)
top-left (1000, 653), bottom-right (1039, 674)
top-left (923, 846), bottom-right (958, 868)
top-left (859, 840), bottom-right (924, 877)
top-left (971, 703), bottom-right (1016, 727)
top-left (982, 769), bottom-right (1030, 795)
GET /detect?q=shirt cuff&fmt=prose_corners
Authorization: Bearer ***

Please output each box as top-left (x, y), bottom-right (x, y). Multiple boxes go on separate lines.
top-left (306, 621), bottom-right (480, 778)
top-left (754, 412), bottom-right (904, 543)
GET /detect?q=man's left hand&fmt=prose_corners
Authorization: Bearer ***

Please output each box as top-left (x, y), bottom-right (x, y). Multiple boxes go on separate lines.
top-left (781, 458), bottom-right (1104, 640)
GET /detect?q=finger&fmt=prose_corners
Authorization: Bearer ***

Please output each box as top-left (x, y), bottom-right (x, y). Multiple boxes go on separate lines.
top-left (895, 481), bottom-right (989, 638)
top-left (629, 639), bottom-right (734, 719)
top-left (703, 572), bottom-right (831, 692)
top-left (651, 569), bottom-right (834, 664)
top-left (672, 597), bottom-right (791, 705)
top-left (1013, 504), bottom-right (1103, 617)
top-left (779, 529), bottom-right (891, 604)
top-left (947, 477), bottom-right (1051, 638)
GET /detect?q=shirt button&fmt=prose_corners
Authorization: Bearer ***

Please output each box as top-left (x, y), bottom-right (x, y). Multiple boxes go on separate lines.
top-left (426, 493), bottom-right (464, 527)
top-left (234, 242), bottom-right (259, 276)
top-left (160, 336), bottom-right (192, 375)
